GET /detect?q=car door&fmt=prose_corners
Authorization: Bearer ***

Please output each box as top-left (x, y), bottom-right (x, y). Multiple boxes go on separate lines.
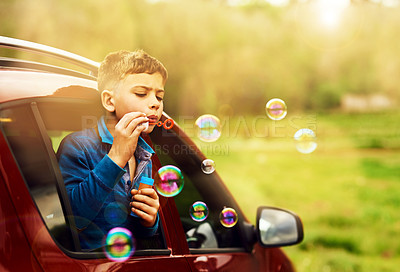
top-left (0, 95), bottom-right (192, 271)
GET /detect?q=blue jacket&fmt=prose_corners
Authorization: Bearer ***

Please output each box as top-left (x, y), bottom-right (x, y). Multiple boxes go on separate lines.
top-left (57, 116), bottom-right (159, 249)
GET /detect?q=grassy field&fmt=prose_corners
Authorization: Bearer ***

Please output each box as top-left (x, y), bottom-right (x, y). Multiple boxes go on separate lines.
top-left (192, 111), bottom-right (400, 272)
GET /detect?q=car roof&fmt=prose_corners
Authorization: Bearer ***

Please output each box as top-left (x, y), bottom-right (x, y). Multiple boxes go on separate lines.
top-left (0, 36), bottom-right (99, 74)
top-left (0, 36), bottom-right (99, 103)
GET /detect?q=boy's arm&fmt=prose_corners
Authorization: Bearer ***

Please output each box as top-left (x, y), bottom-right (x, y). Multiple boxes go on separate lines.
top-left (57, 135), bottom-right (126, 229)
top-left (57, 113), bottom-right (149, 230)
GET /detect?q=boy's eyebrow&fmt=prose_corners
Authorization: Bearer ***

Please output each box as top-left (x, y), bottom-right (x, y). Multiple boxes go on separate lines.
top-left (131, 85), bottom-right (165, 92)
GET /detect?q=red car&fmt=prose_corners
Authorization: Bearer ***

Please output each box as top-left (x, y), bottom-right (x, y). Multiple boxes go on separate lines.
top-left (0, 36), bottom-right (303, 271)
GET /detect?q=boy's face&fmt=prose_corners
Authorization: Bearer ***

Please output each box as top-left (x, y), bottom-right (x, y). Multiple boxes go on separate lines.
top-left (112, 72), bottom-right (165, 133)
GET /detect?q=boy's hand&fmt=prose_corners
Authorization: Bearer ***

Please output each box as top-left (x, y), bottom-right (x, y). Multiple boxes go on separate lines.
top-left (130, 188), bottom-right (160, 227)
top-left (108, 112), bottom-right (148, 168)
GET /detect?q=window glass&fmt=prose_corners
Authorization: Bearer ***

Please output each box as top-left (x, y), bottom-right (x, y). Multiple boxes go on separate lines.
top-left (48, 130), bottom-right (73, 153)
top-left (0, 103), bottom-right (78, 250)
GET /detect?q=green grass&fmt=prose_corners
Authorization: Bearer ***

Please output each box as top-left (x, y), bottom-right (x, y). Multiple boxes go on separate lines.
top-left (190, 111), bottom-right (400, 272)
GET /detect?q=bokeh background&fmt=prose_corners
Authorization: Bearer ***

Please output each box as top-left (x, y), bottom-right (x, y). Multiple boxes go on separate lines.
top-left (1, 0), bottom-right (400, 271)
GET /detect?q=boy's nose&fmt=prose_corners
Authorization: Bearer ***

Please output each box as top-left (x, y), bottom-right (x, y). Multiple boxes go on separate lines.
top-left (149, 95), bottom-right (161, 109)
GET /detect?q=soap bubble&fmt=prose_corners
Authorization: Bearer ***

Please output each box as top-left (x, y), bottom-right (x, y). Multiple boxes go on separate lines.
top-left (201, 159), bottom-right (216, 174)
top-left (195, 114), bottom-right (221, 142)
top-left (219, 207), bottom-right (238, 228)
top-left (104, 202), bottom-right (128, 226)
top-left (103, 227), bottom-right (135, 262)
top-left (189, 201), bottom-right (209, 222)
top-left (265, 98), bottom-right (287, 120)
top-left (294, 128), bottom-right (317, 154)
top-left (155, 165), bottom-right (184, 197)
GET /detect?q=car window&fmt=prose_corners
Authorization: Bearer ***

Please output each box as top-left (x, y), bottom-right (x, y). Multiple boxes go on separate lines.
top-left (0, 102), bottom-right (80, 251)
top-left (0, 97), bottom-right (168, 256)
top-left (150, 123), bottom-right (246, 252)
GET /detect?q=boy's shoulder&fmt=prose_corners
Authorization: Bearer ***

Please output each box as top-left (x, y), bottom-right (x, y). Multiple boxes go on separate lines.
top-left (67, 127), bottom-right (98, 140)
top-left (59, 128), bottom-right (101, 150)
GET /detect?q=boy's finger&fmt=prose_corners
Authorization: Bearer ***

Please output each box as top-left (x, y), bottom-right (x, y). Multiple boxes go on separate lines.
top-left (132, 194), bottom-right (159, 208)
top-left (137, 188), bottom-right (159, 200)
top-left (117, 112), bottom-right (145, 128)
top-left (130, 207), bottom-right (155, 223)
top-left (131, 189), bottom-right (138, 195)
top-left (127, 116), bottom-right (149, 133)
top-left (131, 202), bottom-right (157, 218)
top-left (126, 116), bottom-right (149, 135)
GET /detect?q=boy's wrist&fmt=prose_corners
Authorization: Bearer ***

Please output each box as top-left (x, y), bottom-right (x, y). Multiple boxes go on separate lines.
top-left (108, 149), bottom-right (128, 168)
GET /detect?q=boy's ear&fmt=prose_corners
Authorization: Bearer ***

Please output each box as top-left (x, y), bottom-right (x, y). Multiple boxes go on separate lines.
top-left (101, 90), bottom-right (115, 113)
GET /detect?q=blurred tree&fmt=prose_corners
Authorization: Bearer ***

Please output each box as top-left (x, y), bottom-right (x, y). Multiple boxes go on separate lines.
top-left (1, 0), bottom-right (399, 115)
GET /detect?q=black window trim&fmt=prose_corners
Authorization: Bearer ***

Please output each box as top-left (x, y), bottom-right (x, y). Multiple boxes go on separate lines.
top-left (30, 101), bottom-right (82, 252)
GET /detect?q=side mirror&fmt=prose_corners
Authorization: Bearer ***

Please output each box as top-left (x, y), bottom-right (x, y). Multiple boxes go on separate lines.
top-left (256, 206), bottom-right (304, 248)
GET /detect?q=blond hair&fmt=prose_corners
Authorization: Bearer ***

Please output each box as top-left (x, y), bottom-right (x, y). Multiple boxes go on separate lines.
top-left (97, 49), bottom-right (168, 92)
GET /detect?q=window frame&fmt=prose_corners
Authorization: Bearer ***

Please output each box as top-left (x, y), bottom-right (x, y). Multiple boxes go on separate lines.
top-left (149, 118), bottom-right (254, 254)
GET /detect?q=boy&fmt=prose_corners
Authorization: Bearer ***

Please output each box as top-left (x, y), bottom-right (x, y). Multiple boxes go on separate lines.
top-left (57, 50), bottom-right (167, 250)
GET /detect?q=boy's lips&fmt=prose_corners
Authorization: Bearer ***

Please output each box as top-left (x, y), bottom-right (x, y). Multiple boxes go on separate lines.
top-left (147, 115), bottom-right (158, 124)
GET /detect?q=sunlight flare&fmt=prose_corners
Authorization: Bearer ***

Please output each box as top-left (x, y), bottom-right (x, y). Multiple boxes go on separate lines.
top-left (315, 0), bottom-right (350, 29)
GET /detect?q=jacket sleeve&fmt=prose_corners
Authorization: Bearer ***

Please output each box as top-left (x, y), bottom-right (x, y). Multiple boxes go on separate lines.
top-left (57, 135), bottom-right (126, 229)
top-left (130, 213), bottom-right (160, 238)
